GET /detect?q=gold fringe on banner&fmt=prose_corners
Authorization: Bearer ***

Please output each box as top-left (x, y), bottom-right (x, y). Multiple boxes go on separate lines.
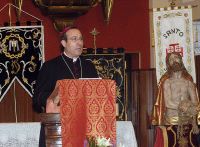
top-left (101, 0), bottom-right (114, 24)
top-left (13, 0), bottom-right (23, 21)
top-left (153, 5), bottom-right (193, 12)
top-left (0, 3), bottom-right (42, 26)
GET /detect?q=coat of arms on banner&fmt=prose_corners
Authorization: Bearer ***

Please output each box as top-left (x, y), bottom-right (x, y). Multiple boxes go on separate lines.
top-left (153, 6), bottom-right (196, 83)
top-left (0, 26), bottom-right (44, 101)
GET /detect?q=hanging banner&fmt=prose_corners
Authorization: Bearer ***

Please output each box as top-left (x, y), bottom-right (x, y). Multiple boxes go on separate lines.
top-left (0, 25), bottom-right (44, 101)
top-left (83, 51), bottom-right (126, 120)
top-left (153, 6), bottom-right (196, 83)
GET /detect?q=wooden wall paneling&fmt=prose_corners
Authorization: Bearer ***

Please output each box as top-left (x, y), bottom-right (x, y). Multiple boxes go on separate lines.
top-left (128, 70), bottom-right (139, 135)
top-left (129, 69), bottom-right (157, 147)
top-left (0, 85), bottom-right (16, 122)
top-left (0, 81), bottom-right (40, 122)
top-left (195, 55), bottom-right (200, 94)
top-left (15, 81), bottom-right (40, 122)
top-left (125, 53), bottom-right (140, 121)
top-left (144, 69), bottom-right (157, 147)
top-left (139, 70), bottom-right (156, 147)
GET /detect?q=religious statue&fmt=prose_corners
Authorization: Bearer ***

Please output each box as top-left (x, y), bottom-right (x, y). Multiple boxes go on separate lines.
top-left (152, 52), bottom-right (200, 146)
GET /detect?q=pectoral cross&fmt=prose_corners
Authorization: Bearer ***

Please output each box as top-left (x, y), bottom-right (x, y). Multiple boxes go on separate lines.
top-left (90, 28), bottom-right (100, 54)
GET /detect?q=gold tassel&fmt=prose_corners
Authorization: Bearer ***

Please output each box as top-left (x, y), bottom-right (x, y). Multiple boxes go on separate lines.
top-left (101, 0), bottom-right (114, 24)
top-left (13, 0), bottom-right (23, 21)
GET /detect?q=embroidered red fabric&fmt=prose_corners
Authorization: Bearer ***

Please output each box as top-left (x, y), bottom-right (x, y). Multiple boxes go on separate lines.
top-left (58, 79), bottom-right (116, 147)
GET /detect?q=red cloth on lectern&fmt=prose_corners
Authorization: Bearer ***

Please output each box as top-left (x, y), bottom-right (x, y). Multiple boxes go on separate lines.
top-left (58, 79), bottom-right (116, 147)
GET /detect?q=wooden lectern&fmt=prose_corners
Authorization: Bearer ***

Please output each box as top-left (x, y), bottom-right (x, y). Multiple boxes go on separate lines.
top-left (42, 79), bottom-right (116, 147)
top-left (40, 113), bottom-right (61, 147)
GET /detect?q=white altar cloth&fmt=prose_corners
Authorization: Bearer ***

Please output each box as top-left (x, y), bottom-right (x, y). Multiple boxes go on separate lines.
top-left (117, 121), bottom-right (138, 147)
top-left (0, 121), bottom-right (137, 147)
top-left (0, 122), bottom-right (41, 147)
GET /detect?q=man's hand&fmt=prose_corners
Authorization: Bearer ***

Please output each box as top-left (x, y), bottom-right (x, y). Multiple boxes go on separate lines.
top-left (46, 98), bottom-right (60, 113)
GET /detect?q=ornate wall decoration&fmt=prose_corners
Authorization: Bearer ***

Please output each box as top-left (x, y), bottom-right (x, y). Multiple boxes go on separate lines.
top-left (153, 6), bottom-right (196, 83)
top-left (0, 25), bottom-right (44, 101)
top-left (83, 48), bottom-right (126, 120)
top-left (33, 0), bottom-right (100, 31)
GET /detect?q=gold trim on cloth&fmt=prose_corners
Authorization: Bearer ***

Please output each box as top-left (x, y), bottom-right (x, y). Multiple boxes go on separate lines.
top-left (159, 126), bottom-right (169, 147)
top-left (166, 126), bottom-right (176, 147)
top-left (158, 125), bottom-right (198, 147)
top-left (189, 130), bottom-right (196, 147)
top-left (165, 116), bottom-right (179, 125)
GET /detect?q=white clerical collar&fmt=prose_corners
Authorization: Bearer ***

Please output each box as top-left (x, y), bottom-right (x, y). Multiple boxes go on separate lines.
top-left (63, 52), bottom-right (78, 62)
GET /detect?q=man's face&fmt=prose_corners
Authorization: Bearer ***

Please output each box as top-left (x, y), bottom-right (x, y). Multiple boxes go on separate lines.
top-left (168, 54), bottom-right (183, 72)
top-left (61, 29), bottom-right (83, 58)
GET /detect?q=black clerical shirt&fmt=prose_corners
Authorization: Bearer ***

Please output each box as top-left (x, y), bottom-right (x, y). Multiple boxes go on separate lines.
top-left (32, 54), bottom-right (98, 113)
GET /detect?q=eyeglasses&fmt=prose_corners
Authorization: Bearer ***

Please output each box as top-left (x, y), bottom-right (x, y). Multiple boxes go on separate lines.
top-left (68, 36), bottom-right (83, 42)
